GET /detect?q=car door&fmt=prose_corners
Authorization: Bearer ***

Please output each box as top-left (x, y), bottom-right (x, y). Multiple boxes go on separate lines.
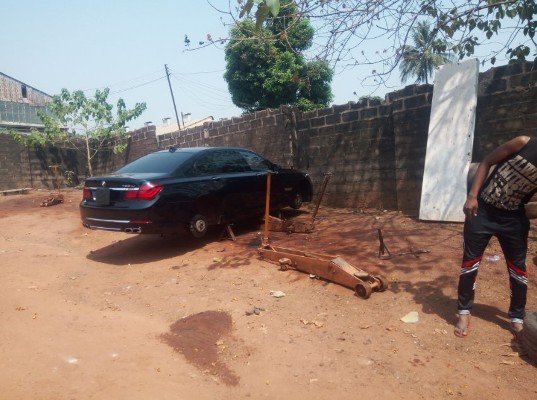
top-left (237, 149), bottom-right (282, 212)
top-left (187, 149), bottom-right (256, 222)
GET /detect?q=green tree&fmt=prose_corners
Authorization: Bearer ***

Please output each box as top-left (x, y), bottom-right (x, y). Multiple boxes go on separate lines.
top-left (224, 1), bottom-right (333, 112)
top-left (399, 22), bottom-right (455, 84)
top-left (11, 88), bottom-right (146, 177)
top-left (226, 1), bottom-right (536, 81)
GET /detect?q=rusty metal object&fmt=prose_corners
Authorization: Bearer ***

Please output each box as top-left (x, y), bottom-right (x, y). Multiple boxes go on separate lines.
top-left (377, 229), bottom-right (428, 258)
top-left (377, 228), bottom-right (392, 260)
top-left (219, 224), bottom-right (237, 242)
top-left (397, 248), bottom-right (430, 258)
top-left (259, 174), bottom-right (387, 299)
top-left (268, 172), bottom-right (331, 234)
top-left (311, 172), bottom-right (331, 221)
top-left (262, 172), bottom-right (272, 247)
top-left (41, 193), bottom-right (64, 207)
top-left (259, 245), bottom-right (388, 299)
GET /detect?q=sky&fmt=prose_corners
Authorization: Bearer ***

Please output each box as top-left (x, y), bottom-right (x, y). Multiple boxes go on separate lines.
top-left (1, 0), bottom-right (514, 130)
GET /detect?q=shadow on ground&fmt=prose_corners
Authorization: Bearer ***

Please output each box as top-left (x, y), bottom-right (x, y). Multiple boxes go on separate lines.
top-left (86, 217), bottom-right (263, 265)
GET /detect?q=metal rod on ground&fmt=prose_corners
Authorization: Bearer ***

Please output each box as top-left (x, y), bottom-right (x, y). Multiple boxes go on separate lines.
top-left (377, 228), bottom-right (392, 260)
top-left (164, 64), bottom-right (181, 131)
top-left (262, 172), bottom-right (272, 247)
top-left (311, 172), bottom-right (332, 222)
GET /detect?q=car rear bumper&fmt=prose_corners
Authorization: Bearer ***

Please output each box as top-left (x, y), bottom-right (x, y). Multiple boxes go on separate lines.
top-left (80, 204), bottom-right (187, 234)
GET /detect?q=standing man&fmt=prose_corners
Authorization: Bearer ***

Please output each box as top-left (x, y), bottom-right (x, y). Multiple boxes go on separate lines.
top-left (455, 135), bottom-right (535, 339)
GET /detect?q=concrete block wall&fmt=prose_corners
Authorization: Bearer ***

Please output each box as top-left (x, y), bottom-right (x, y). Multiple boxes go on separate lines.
top-left (1, 62), bottom-right (535, 215)
top-left (157, 107), bottom-right (294, 168)
top-left (0, 133), bottom-right (31, 189)
top-left (473, 62), bottom-right (537, 159)
top-left (27, 146), bottom-right (85, 188)
top-left (92, 125), bottom-right (158, 177)
top-left (0, 126), bottom-right (159, 190)
top-left (294, 100), bottom-right (397, 210)
top-left (390, 85), bottom-right (434, 214)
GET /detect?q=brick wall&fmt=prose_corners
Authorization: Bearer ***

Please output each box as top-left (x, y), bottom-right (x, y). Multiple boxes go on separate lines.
top-left (0, 133), bottom-right (31, 189)
top-left (0, 126), bottom-right (158, 190)
top-left (92, 125), bottom-right (159, 176)
top-left (157, 108), bottom-right (293, 167)
top-left (1, 62), bottom-right (535, 215)
top-left (159, 61), bottom-right (535, 214)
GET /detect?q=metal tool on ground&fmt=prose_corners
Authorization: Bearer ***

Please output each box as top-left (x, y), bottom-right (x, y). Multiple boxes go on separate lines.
top-left (219, 224), bottom-right (237, 242)
top-left (397, 248), bottom-right (430, 258)
top-left (377, 229), bottom-right (430, 259)
top-left (259, 173), bottom-right (388, 299)
top-left (268, 172), bottom-right (332, 233)
top-left (377, 228), bottom-right (392, 260)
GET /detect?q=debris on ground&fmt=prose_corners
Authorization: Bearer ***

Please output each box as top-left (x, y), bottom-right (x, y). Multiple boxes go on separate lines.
top-left (245, 306), bottom-right (265, 316)
top-left (300, 319), bottom-right (324, 328)
top-left (41, 193), bottom-right (64, 207)
top-left (401, 311), bottom-right (419, 323)
top-left (269, 290), bottom-right (286, 298)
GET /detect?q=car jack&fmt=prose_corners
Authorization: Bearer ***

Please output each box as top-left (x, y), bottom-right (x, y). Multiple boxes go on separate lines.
top-left (259, 173), bottom-right (388, 299)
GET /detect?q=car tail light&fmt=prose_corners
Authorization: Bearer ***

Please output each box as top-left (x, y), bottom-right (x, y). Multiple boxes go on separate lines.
top-left (83, 187), bottom-right (92, 200)
top-left (124, 189), bottom-right (138, 200)
top-left (124, 183), bottom-right (163, 201)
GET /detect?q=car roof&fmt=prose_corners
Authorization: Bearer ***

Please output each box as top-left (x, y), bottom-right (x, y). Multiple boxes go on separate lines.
top-left (154, 147), bottom-right (252, 154)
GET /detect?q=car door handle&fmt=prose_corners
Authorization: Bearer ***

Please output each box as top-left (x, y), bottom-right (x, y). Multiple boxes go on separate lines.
top-left (212, 177), bottom-right (221, 181)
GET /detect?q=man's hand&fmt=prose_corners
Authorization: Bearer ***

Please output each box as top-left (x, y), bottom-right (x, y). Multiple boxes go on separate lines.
top-left (463, 195), bottom-right (478, 218)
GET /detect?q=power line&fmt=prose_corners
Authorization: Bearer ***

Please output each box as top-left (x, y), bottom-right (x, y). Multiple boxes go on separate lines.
top-left (170, 76), bottom-right (235, 111)
top-left (81, 69), bottom-right (164, 92)
top-left (108, 76), bottom-right (167, 95)
top-left (172, 69), bottom-right (225, 76)
top-left (171, 73), bottom-right (231, 100)
top-left (170, 75), bottom-right (233, 108)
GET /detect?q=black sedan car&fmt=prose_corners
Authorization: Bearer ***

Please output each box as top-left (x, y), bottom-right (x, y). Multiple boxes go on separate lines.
top-left (80, 147), bottom-right (312, 237)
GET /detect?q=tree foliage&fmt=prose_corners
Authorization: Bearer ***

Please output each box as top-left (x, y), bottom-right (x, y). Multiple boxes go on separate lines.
top-left (217, 0), bottom-right (536, 84)
top-left (223, 1), bottom-right (333, 112)
top-left (11, 88), bottom-right (146, 177)
top-left (400, 22), bottom-right (455, 84)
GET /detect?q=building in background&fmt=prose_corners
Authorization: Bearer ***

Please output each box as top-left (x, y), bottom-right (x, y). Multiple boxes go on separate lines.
top-left (0, 72), bottom-right (52, 133)
top-left (155, 115), bottom-right (214, 136)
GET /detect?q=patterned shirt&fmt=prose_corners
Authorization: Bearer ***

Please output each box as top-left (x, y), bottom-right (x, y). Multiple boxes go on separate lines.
top-left (480, 138), bottom-right (537, 210)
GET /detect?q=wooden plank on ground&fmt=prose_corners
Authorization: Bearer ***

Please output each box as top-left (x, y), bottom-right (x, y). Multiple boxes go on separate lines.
top-left (1, 188), bottom-right (31, 196)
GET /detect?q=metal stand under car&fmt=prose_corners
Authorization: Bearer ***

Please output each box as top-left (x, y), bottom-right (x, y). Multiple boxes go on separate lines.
top-left (258, 173), bottom-right (389, 299)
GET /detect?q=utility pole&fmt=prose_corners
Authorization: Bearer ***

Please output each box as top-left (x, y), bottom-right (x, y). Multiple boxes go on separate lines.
top-left (164, 64), bottom-right (181, 131)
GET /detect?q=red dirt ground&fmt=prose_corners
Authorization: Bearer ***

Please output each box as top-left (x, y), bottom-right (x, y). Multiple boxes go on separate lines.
top-left (0, 189), bottom-right (536, 399)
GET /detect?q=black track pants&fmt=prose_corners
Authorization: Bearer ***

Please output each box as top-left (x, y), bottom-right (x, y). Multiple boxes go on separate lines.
top-left (457, 204), bottom-right (529, 322)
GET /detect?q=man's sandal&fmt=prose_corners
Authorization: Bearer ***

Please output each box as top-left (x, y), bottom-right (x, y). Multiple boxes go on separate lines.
top-left (454, 315), bottom-right (470, 338)
top-left (509, 322), bottom-right (523, 341)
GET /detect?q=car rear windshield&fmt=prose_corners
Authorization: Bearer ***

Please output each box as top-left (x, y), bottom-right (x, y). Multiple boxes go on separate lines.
top-left (116, 152), bottom-right (193, 174)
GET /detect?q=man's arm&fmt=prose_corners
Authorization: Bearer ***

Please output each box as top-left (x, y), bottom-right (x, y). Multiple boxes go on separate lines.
top-left (464, 135), bottom-right (531, 218)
